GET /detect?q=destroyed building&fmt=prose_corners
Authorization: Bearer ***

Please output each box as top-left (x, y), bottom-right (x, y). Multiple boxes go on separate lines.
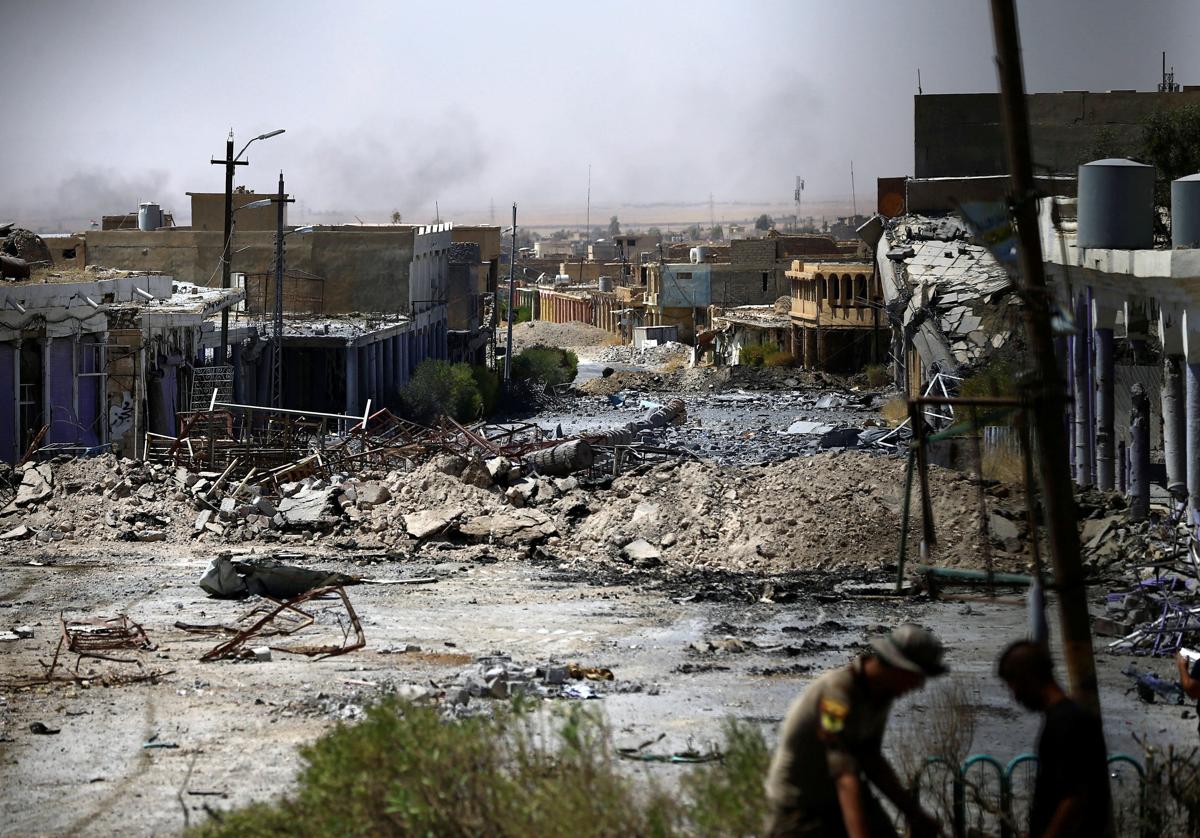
top-left (0, 271), bottom-right (242, 463)
top-left (225, 224), bottom-right (454, 415)
top-left (874, 215), bottom-right (1017, 392)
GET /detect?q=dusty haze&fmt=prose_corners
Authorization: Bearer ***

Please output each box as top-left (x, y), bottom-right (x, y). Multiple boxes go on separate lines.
top-left (2, 0), bottom-right (1196, 231)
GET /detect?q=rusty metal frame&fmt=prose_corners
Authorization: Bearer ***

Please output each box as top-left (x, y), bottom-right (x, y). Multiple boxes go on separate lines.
top-left (44, 613), bottom-right (156, 677)
top-left (195, 585), bottom-right (364, 661)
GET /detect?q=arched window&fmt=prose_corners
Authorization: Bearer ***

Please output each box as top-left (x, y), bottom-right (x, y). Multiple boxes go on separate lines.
top-left (817, 274), bottom-right (827, 303)
top-left (840, 275), bottom-right (852, 304)
top-left (854, 274), bottom-right (867, 304)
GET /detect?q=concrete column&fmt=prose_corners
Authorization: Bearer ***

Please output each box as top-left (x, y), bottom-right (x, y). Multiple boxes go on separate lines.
top-left (803, 328), bottom-right (817, 370)
top-left (231, 342), bottom-right (244, 404)
top-left (373, 342), bottom-right (384, 403)
top-left (816, 328), bottom-right (829, 371)
top-left (1129, 383), bottom-right (1150, 521)
top-left (1072, 295), bottom-right (1092, 487)
top-left (12, 340), bottom-right (21, 462)
top-left (1189, 361), bottom-right (1200, 514)
top-left (1094, 328), bottom-right (1115, 490)
top-left (1186, 308), bottom-right (1200, 513)
top-left (1093, 303), bottom-right (1117, 490)
top-left (382, 337), bottom-right (394, 404)
top-left (344, 346), bottom-right (359, 416)
top-left (1163, 355), bottom-right (1187, 492)
top-left (357, 346), bottom-right (369, 408)
top-left (42, 336), bottom-right (53, 436)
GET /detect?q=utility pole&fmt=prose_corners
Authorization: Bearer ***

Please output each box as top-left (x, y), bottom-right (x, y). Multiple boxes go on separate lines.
top-left (794, 176), bottom-right (805, 231)
top-left (990, 0), bottom-right (1102, 716)
top-left (504, 203), bottom-right (517, 382)
top-left (270, 171), bottom-right (295, 408)
top-left (850, 161), bottom-right (857, 217)
top-left (212, 132), bottom-right (247, 365)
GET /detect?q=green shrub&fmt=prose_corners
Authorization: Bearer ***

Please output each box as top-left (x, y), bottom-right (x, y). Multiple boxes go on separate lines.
top-left (959, 359), bottom-right (1017, 399)
top-left (864, 363), bottom-right (891, 388)
top-left (189, 699), bottom-right (690, 838)
top-left (512, 345), bottom-right (578, 386)
top-left (471, 364), bottom-right (500, 414)
top-left (500, 301), bottom-right (533, 324)
top-left (739, 343), bottom-right (777, 367)
top-left (764, 350), bottom-right (794, 368)
top-left (398, 359), bottom-right (483, 424)
top-left (681, 718), bottom-right (771, 837)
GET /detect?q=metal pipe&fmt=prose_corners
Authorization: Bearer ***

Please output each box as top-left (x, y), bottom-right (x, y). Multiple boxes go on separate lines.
top-left (1129, 383), bottom-right (1150, 522)
top-left (1094, 326), bottom-right (1115, 490)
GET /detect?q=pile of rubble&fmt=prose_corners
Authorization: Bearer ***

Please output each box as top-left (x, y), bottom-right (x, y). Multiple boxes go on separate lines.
top-left (593, 341), bottom-right (690, 368)
top-left (555, 455), bottom-right (1031, 574)
top-left (0, 224), bottom-right (51, 279)
top-left (0, 442), bottom-right (1033, 578)
top-left (509, 320), bottom-right (613, 352)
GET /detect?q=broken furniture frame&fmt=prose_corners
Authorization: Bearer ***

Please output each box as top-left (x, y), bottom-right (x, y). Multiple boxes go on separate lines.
top-left (44, 613), bottom-right (156, 679)
top-left (182, 585), bottom-right (364, 661)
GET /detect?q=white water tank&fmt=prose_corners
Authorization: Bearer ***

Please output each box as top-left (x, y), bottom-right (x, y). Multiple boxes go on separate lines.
top-left (690, 246), bottom-right (708, 264)
top-left (137, 202), bottom-right (163, 231)
top-left (1076, 159), bottom-right (1154, 249)
top-left (1172, 174), bottom-right (1200, 249)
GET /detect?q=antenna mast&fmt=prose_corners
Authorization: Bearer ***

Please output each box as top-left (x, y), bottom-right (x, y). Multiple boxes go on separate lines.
top-left (850, 161), bottom-right (857, 217)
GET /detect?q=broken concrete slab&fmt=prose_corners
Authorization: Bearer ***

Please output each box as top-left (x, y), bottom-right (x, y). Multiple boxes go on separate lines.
top-left (195, 510), bottom-right (215, 532)
top-left (404, 507), bottom-right (463, 540)
top-left (14, 464), bottom-right (53, 507)
top-left (459, 508), bottom-right (557, 545)
top-left (0, 524), bottom-right (33, 541)
top-left (277, 489), bottom-right (336, 525)
top-left (356, 482), bottom-right (391, 508)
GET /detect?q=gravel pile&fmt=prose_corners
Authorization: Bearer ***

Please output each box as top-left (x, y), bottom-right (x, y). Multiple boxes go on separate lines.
top-left (509, 320), bottom-right (613, 353)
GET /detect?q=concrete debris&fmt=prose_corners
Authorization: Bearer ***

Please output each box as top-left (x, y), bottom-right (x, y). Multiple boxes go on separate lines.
top-left (459, 508), bottom-right (557, 545)
top-left (13, 464), bottom-right (53, 507)
top-left (277, 489), bottom-right (336, 526)
top-left (404, 507), bottom-right (463, 540)
top-left (621, 538), bottom-right (662, 567)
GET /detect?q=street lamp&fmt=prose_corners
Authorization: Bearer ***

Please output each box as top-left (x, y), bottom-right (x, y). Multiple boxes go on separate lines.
top-left (212, 128), bottom-right (285, 365)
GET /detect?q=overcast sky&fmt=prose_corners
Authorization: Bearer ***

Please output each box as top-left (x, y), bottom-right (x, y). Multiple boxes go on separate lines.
top-left (2, 0), bottom-right (1197, 229)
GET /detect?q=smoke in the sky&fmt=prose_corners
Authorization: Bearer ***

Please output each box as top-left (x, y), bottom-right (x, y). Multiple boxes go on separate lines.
top-left (38, 168), bottom-right (173, 227)
top-left (299, 110), bottom-right (488, 221)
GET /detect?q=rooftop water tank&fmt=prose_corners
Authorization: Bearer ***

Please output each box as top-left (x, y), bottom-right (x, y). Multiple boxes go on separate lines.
top-left (1076, 159), bottom-right (1154, 250)
top-left (690, 246), bottom-right (708, 264)
top-left (598, 276), bottom-right (613, 292)
top-left (137, 202), bottom-right (163, 232)
top-left (1172, 173), bottom-right (1200, 249)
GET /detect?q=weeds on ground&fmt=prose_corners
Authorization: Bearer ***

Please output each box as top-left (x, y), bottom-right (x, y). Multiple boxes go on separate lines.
top-left (863, 363), bottom-right (891, 388)
top-left (738, 343), bottom-right (778, 367)
top-left (189, 699), bottom-right (772, 838)
top-left (764, 350), bottom-right (794, 368)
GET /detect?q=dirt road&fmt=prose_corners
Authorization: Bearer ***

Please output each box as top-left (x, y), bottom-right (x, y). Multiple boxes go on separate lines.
top-left (0, 542), bottom-right (1186, 835)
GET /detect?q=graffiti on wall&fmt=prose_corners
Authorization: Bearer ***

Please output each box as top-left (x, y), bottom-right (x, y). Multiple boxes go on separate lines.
top-left (108, 391), bottom-right (134, 442)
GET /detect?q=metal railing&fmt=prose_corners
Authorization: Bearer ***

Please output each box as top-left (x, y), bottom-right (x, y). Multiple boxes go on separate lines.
top-left (911, 752), bottom-right (1146, 837)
